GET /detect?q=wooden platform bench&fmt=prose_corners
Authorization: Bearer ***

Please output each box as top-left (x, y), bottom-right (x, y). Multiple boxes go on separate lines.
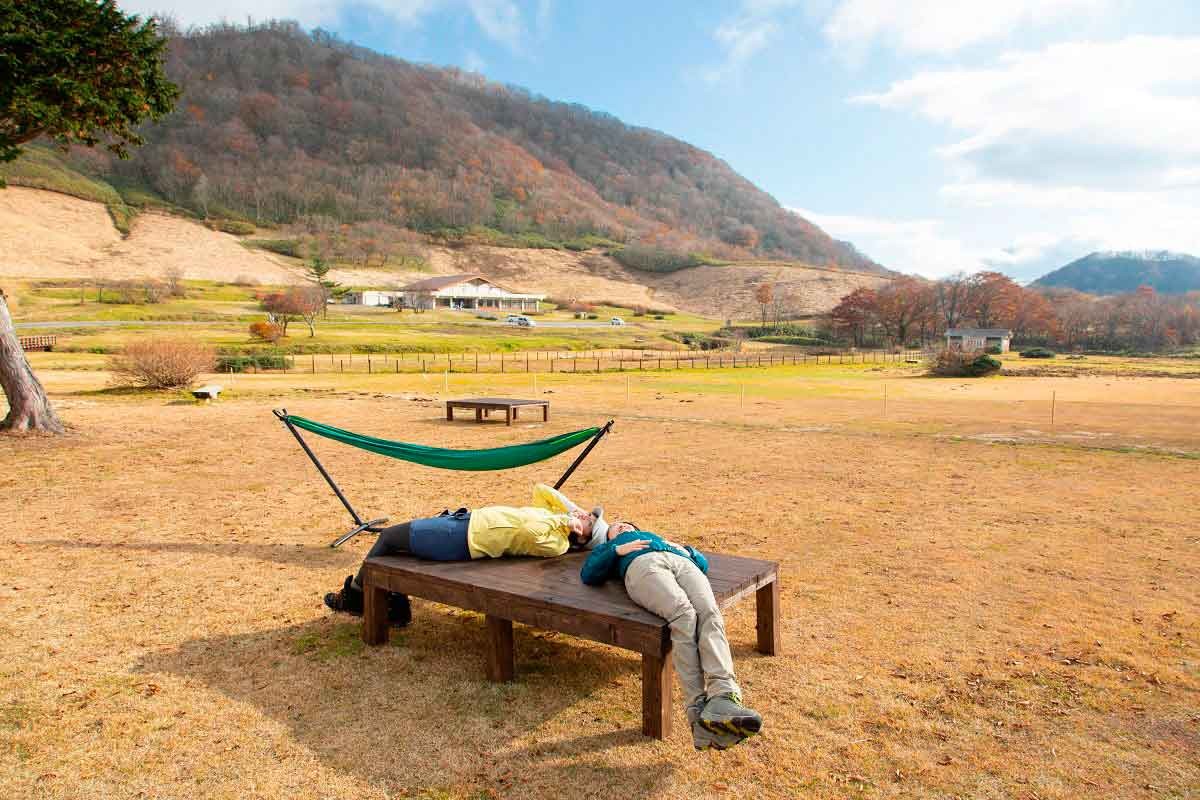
top-left (445, 397), bottom-right (549, 426)
top-left (361, 551), bottom-right (780, 739)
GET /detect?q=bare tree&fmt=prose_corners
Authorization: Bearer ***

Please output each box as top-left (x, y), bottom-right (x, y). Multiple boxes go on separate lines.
top-left (0, 289), bottom-right (64, 433)
top-left (935, 273), bottom-right (971, 330)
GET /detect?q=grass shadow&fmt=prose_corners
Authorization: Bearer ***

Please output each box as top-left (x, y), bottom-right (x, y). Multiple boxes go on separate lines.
top-left (136, 612), bottom-right (676, 797)
top-left (25, 538), bottom-right (348, 568)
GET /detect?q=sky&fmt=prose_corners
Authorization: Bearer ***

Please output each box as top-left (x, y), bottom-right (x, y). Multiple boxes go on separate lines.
top-left (123, 0), bottom-right (1200, 281)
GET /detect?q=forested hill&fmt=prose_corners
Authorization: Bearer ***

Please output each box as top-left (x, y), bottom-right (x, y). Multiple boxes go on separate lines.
top-left (55, 21), bottom-right (882, 272)
top-left (1033, 251), bottom-right (1200, 295)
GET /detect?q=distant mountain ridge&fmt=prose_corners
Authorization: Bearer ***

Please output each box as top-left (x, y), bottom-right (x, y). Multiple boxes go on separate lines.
top-left (41, 21), bottom-right (884, 275)
top-left (1033, 251), bottom-right (1200, 295)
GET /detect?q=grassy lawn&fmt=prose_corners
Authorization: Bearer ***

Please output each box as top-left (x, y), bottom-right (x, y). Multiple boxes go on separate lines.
top-left (9, 280), bottom-right (717, 355)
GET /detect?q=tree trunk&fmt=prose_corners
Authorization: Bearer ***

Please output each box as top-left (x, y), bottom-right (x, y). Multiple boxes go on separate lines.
top-left (0, 290), bottom-right (65, 434)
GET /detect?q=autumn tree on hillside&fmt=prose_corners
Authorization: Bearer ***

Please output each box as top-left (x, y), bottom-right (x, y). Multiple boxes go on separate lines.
top-left (934, 273), bottom-right (972, 331)
top-left (967, 271), bottom-right (1023, 328)
top-left (874, 277), bottom-right (931, 346)
top-left (0, 0), bottom-right (178, 433)
top-left (754, 283), bottom-right (774, 327)
top-left (1008, 287), bottom-right (1060, 344)
top-left (831, 287), bottom-right (878, 347)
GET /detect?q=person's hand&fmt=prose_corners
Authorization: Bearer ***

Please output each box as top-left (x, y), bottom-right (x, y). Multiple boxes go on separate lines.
top-left (615, 539), bottom-right (651, 556)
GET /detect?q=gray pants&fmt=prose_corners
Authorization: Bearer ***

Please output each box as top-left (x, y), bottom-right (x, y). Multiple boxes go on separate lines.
top-left (624, 552), bottom-right (740, 705)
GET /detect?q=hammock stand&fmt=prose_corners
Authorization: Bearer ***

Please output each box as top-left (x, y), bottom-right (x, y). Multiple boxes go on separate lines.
top-left (273, 409), bottom-right (614, 548)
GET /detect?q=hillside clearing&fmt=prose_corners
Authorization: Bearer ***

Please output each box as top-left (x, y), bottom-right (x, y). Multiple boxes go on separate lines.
top-left (0, 188), bottom-right (890, 318)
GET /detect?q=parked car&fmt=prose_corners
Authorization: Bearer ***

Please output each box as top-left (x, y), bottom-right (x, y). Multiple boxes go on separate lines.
top-left (610, 317), bottom-right (626, 326)
top-left (517, 316), bottom-right (537, 327)
top-left (505, 314), bottom-right (522, 324)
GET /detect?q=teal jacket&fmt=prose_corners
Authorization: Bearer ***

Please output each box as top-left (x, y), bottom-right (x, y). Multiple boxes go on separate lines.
top-left (580, 530), bottom-right (709, 585)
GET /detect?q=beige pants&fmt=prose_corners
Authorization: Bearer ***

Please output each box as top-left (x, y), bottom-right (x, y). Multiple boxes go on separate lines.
top-left (624, 551), bottom-right (740, 705)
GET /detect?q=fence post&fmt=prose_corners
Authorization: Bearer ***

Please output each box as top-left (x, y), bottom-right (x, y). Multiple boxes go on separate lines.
top-left (311, 355), bottom-right (315, 374)
top-left (368, 357), bottom-right (372, 374)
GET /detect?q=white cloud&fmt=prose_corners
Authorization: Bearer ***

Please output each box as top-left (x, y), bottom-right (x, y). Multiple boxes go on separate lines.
top-left (823, 0), bottom-right (1111, 55)
top-left (123, 0), bottom-right (532, 51)
top-left (855, 36), bottom-right (1200, 191)
top-left (703, 18), bottom-right (781, 82)
top-left (792, 206), bottom-right (1122, 282)
top-left (792, 207), bottom-right (988, 277)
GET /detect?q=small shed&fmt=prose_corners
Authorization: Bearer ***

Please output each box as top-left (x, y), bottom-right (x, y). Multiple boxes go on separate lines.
top-left (946, 328), bottom-right (1012, 353)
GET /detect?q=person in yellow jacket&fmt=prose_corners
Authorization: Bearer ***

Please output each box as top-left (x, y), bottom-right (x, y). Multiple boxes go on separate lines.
top-left (324, 483), bottom-right (610, 625)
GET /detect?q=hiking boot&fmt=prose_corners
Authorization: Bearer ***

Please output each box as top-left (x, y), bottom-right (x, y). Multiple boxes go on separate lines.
top-left (388, 592), bottom-right (412, 627)
top-left (324, 575), bottom-right (363, 616)
top-left (325, 577), bottom-right (411, 628)
top-left (687, 695), bottom-right (744, 751)
top-left (699, 693), bottom-right (763, 739)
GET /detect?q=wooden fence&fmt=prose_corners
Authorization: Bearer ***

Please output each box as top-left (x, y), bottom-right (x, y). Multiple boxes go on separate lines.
top-left (232, 348), bottom-right (928, 375)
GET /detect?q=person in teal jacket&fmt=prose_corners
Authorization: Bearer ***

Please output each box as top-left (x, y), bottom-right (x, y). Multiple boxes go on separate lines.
top-left (581, 522), bottom-right (764, 751)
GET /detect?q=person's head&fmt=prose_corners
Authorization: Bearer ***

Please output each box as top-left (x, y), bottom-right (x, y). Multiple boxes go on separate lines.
top-left (566, 509), bottom-right (596, 550)
top-left (567, 506), bottom-right (612, 550)
top-left (606, 521), bottom-right (639, 540)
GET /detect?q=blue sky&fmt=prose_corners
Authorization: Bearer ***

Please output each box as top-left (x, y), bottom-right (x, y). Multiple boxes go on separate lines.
top-left (126, 0), bottom-right (1200, 281)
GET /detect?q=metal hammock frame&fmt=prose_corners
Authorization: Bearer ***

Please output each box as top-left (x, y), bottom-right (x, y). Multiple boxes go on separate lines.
top-left (273, 409), bottom-right (614, 547)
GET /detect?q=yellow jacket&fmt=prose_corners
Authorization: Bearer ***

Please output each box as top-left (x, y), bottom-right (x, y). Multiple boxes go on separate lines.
top-left (466, 483), bottom-right (577, 559)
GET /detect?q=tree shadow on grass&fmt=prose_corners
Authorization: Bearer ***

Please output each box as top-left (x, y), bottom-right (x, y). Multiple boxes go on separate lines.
top-left (24, 538), bottom-right (351, 569)
top-left (136, 609), bottom-right (677, 798)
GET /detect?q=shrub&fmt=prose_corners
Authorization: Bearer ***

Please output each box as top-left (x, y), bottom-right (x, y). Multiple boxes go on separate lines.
top-left (99, 279), bottom-right (168, 304)
top-left (109, 339), bottom-right (215, 389)
top-left (249, 320), bottom-right (283, 342)
top-left (215, 353), bottom-right (289, 373)
top-left (243, 239), bottom-right (302, 258)
top-left (668, 332), bottom-right (734, 351)
top-left (1020, 347), bottom-right (1057, 359)
top-left (586, 313), bottom-right (599, 320)
top-left (756, 335), bottom-right (830, 346)
top-left (928, 349), bottom-right (1002, 378)
top-left (207, 219), bottom-right (256, 236)
top-left (611, 245), bottom-right (705, 273)
top-left (653, 314), bottom-right (665, 320)
top-left (476, 313), bottom-right (498, 321)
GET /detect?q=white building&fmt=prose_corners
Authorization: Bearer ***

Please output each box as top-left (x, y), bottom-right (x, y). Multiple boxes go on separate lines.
top-left (945, 328), bottom-right (1012, 352)
top-left (342, 290), bottom-right (401, 307)
top-left (399, 274), bottom-right (545, 312)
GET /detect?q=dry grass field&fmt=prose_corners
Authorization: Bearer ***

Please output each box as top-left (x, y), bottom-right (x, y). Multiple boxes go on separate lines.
top-left (2, 363), bottom-right (1198, 799)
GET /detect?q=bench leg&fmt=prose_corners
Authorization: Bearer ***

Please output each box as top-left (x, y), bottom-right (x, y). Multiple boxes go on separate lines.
top-left (642, 652), bottom-right (673, 739)
top-left (363, 582), bottom-right (390, 646)
top-left (485, 616), bottom-right (515, 682)
top-left (756, 579), bottom-right (781, 656)
top-left (446, 405), bottom-right (454, 421)
top-left (505, 407), bottom-right (512, 426)
top-left (475, 407), bottom-right (483, 422)
top-left (542, 405), bottom-right (548, 421)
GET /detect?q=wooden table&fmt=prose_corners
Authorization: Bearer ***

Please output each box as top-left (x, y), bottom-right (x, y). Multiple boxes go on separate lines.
top-left (445, 397), bottom-right (549, 426)
top-left (361, 551), bottom-right (780, 739)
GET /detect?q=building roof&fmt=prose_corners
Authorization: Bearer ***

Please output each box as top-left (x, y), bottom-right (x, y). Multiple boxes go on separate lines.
top-left (399, 273), bottom-right (515, 293)
top-left (946, 328), bottom-right (1013, 336)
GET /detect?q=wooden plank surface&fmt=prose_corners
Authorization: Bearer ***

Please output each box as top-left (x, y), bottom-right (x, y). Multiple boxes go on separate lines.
top-left (362, 551), bottom-right (778, 657)
top-left (448, 397), bottom-right (549, 407)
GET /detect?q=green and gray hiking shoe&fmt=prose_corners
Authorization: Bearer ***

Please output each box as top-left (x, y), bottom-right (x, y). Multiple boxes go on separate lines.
top-left (699, 692), bottom-right (763, 739)
top-left (688, 695), bottom-right (745, 751)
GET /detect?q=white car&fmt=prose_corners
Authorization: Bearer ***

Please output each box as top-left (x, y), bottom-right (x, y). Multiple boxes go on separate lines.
top-left (517, 316), bottom-right (537, 327)
top-left (505, 314), bottom-right (522, 324)
top-left (610, 317), bottom-right (626, 326)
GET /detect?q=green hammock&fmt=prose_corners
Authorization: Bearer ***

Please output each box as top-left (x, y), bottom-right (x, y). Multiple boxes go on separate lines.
top-left (286, 415), bottom-right (602, 471)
